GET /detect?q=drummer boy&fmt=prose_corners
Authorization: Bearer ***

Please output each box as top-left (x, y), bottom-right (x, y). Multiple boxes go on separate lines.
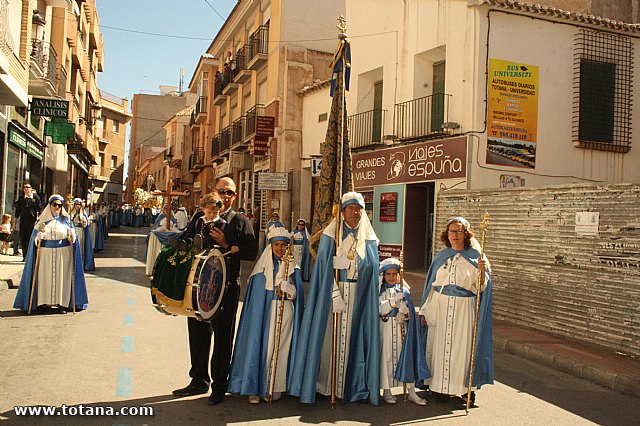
top-left (188, 192), bottom-right (239, 254)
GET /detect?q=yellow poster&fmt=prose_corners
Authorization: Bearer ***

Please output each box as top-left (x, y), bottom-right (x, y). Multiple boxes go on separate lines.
top-left (487, 59), bottom-right (539, 169)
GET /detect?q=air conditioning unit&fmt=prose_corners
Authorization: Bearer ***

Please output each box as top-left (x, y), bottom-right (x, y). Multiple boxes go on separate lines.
top-left (193, 181), bottom-right (202, 192)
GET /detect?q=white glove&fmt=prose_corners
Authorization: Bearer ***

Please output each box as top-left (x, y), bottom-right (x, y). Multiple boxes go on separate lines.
top-left (390, 292), bottom-right (404, 307)
top-left (397, 301), bottom-right (410, 316)
top-left (332, 295), bottom-right (347, 313)
top-left (333, 255), bottom-right (350, 270)
top-left (279, 280), bottom-right (296, 300)
top-left (34, 232), bottom-right (45, 246)
top-left (68, 230), bottom-right (76, 244)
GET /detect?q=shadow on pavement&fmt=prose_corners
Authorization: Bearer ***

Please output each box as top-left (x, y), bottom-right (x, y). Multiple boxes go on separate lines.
top-left (494, 351), bottom-right (640, 426)
top-left (0, 390), bottom-right (475, 426)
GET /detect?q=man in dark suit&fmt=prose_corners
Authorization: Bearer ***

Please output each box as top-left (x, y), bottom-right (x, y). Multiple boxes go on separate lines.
top-left (172, 177), bottom-right (258, 405)
top-left (14, 183), bottom-right (41, 261)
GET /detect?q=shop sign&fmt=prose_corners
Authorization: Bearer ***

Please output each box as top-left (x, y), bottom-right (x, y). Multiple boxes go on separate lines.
top-left (250, 138), bottom-right (268, 156)
top-left (26, 140), bottom-right (43, 160)
top-left (31, 97), bottom-right (69, 119)
top-left (255, 116), bottom-right (275, 140)
top-left (45, 119), bottom-right (75, 144)
top-left (379, 192), bottom-right (397, 222)
top-left (257, 172), bottom-right (289, 191)
top-left (352, 136), bottom-right (467, 189)
top-left (215, 161), bottom-right (231, 178)
top-left (378, 243), bottom-right (402, 261)
top-left (8, 129), bottom-right (26, 150)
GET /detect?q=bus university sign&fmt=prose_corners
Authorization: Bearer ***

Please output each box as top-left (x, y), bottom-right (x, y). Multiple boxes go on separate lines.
top-left (31, 97), bottom-right (69, 119)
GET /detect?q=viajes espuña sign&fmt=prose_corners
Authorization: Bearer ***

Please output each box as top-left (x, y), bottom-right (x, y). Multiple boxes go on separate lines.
top-left (31, 97), bottom-right (69, 119)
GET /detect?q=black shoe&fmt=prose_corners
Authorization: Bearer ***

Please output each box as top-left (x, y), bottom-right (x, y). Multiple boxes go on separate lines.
top-left (207, 391), bottom-right (225, 406)
top-left (172, 383), bottom-right (209, 397)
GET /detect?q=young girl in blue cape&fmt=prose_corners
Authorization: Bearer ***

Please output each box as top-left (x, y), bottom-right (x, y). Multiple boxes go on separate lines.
top-left (228, 227), bottom-right (304, 403)
top-left (13, 194), bottom-right (88, 313)
top-left (378, 258), bottom-right (429, 405)
top-left (418, 217), bottom-right (493, 405)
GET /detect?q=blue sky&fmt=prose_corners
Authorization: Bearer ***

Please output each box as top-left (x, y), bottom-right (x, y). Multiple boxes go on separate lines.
top-left (97, 0), bottom-right (236, 100)
top-left (95, 0), bottom-right (236, 180)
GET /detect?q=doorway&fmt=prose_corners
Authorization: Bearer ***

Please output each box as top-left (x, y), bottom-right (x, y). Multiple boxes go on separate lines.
top-left (403, 182), bottom-right (435, 271)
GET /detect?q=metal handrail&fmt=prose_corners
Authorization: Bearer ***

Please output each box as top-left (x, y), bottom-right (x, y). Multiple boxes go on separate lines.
top-left (394, 93), bottom-right (451, 139)
top-left (347, 108), bottom-right (386, 148)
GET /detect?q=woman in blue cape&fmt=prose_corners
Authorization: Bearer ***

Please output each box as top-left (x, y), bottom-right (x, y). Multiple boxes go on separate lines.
top-left (290, 218), bottom-right (311, 281)
top-left (260, 212), bottom-right (284, 254)
top-left (71, 198), bottom-right (95, 271)
top-left (14, 194), bottom-right (88, 313)
top-left (228, 227), bottom-right (304, 403)
top-left (418, 217), bottom-right (493, 405)
top-left (289, 192), bottom-right (381, 405)
top-left (378, 258), bottom-right (429, 405)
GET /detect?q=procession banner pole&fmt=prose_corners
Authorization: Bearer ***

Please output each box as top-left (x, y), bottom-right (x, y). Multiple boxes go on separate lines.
top-left (399, 250), bottom-right (407, 403)
top-left (466, 212), bottom-right (489, 414)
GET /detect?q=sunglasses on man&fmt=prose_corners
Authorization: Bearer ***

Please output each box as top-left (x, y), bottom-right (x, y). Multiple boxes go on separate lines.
top-left (217, 189), bottom-right (235, 195)
top-left (51, 203), bottom-right (63, 208)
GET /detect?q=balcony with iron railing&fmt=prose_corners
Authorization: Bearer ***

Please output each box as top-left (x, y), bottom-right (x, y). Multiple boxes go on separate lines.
top-left (213, 72), bottom-right (228, 106)
top-left (246, 25), bottom-right (269, 70)
top-left (244, 104), bottom-right (265, 140)
top-left (220, 126), bottom-right (231, 152)
top-left (348, 109), bottom-right (387, 149)
top-left (191, 96), bottom-right (207, 125)
top-left (231, 117), bottom-right (244, 147)
top-left (56, 64), bottom-right (67, 98)
top-left (394, 93), bottom-right (451, 140)
top-left (234, 46), bottom-right (251, 84)
top-left (29, 39), bottom-right (59, 96)
top-left (221, 60), bottom-right (240, 96)
top-left (190, 147), bottom-right (205, 172)
top-left (211, 133), bottom-right (221, 158)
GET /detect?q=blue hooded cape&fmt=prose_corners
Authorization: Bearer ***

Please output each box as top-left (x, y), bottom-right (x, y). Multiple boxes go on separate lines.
top-left (380, 282), bottom-right (431, 384)
top-left (13, 217), bottom-right (89, 313)
top-left (94, 215), bottom-right (105, 251)
top-left (292, 228), bottom-right (311, 281)
top-left (228, 263), bottom-right (304, 397)
top-left (288, 231), bottom-right (381, 405)
top-left (419, 247), bottom-right (494, 389)
top-left (72, 212), bottom-right (95, 271)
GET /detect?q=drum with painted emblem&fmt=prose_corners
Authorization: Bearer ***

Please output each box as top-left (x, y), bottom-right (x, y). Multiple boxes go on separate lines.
top-left (151, 246), bottom-right (227, 322)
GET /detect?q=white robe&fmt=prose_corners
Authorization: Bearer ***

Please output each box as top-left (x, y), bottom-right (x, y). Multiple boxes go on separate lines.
top-left (36, 219), bottom-right (76, 307)
top-left (379, 286), bottom-right (409, 389)
top-left (291, 232), bottom-right (305, 268)
top-left (420, 253), bottom-right (487, 395)
top-left (316, 233), bottom-right (359, 398)
top-left (265, 297), bottom-right (295, 393)
top-left (72, 214), bottom-right (88, 257)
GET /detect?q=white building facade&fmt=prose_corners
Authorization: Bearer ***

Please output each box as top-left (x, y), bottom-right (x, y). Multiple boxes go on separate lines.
top-left (338, 0), bottom-right (640, 269)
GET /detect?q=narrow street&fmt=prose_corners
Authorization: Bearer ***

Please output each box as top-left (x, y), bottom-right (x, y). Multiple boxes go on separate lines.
top-left (0, 227), bottom-right (638, 426)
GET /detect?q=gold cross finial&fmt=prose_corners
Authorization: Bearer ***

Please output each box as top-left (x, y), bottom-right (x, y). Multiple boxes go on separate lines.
top-left (480, 211), bottom-right (490, 231)
top-left (337, 16), bottom-right (347, 36)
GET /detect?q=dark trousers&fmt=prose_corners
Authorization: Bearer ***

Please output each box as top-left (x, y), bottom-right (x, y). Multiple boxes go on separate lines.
top-left (19, 219), bottom-right (35, 259)
top-left (187, 281), bottom-right (240, 393)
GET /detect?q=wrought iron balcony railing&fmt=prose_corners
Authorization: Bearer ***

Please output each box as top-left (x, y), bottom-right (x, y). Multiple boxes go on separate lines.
top-left (348, 109), bottom-right (386, 149)
top-left (231, 117), bottom-right (244, 145)
top-left (244, 104), bottom-right (265, 140)
top-left (191, 147), bottom-right (205, 168)
top-left (394, 93), bottom-right (451, 140)
top-left (30, 39), bottom-right (59, 90)
top-left (246, 24), bottom-right (269, 63)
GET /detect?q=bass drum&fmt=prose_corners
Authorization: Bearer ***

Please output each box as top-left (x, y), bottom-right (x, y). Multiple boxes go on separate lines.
top-left (151, 247), bottom-right (227, 322)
